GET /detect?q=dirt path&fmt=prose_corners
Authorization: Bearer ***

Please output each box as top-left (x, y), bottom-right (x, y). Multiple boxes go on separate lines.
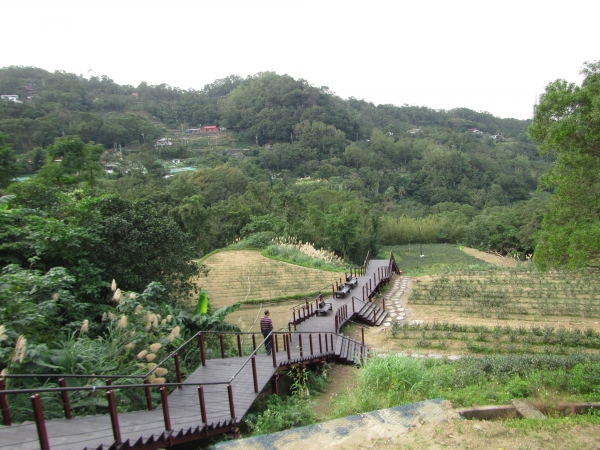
top-left (461, 247), bottom-right (517, 267)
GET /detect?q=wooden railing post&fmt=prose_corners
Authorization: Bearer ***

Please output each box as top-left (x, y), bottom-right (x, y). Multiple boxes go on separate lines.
top-left (330, 333), bottom-right (334, 350)
top-left (237, 334), bottom-right (243, 357)
top-left (106, 390), bottom-right (122, 445)
top-left (198, 386), bottom-right (207, 424)
top-left (299, 334), bottom-right (303, 357)
top-left (252, 333), bottom-right (257, 352)
top-left (325, 333), bottom-right (329, 352)
top-left (227, 384), bottom-right (236, 419)
top-left (319, 333), bottom-right (323, 353)
top-left (382, 298), bottom-right (386, 311)
top-left (335, 316), bottom-right (338, 333)
top-left (286, 334), bottom-right (291, 360)
top-left (144, 378), bottom-right (153, 410)
top-left (219, 334), bottom-right (226, 358)
top-left (251, 356), bottom-right (259, 393)
top-left (309, 334), bottom-right (314, 356)
top-left (175, 353), bottom-right (183, 388)
top-left (160, 387), bottom-right (171, 431)
top-left (58, 378), bottom-right (71, 419)
top-left (275, 334), bottom-right (279, 353)
top-left (0, 379), bottom-right (9, 427)
top-left (362, 327), bottom-right (365, 345)
top-left (31, 394), bottom-right (50, 450)
top-left (271, 334), bottom-right (277, 367)
top-left (199, 333), bottom-right (206, 366)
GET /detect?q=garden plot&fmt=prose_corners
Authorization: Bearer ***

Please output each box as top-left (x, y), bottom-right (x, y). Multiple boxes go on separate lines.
top-left (409, 268), bottom-right (600, 326)
top-left (194, 250), bottom-right (342, 307)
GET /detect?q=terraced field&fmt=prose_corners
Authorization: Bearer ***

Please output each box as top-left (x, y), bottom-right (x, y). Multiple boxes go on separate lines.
top-left (194, 250), bottom-right (343, 307)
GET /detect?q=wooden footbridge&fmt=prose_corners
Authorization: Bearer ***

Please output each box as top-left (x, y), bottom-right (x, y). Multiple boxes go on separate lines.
top-left (0, 252), bottom-right (399, 450)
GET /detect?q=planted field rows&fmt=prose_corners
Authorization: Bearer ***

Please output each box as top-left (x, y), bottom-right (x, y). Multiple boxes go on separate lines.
top-left (385, 321), bottom-right (600, 356)
top-left (195, 250), bottom-right (342, 307)
top-left (409, 268), bottom-right (600, 323)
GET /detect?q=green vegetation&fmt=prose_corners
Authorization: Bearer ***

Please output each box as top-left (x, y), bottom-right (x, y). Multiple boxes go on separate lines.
top-left (381, 244), bottom-right (492, 276)
top-left (245, 366), bottom-right (328, 435)
top-left (262, 237), bottom-right (347, 271)
top-left (409, 267), bottom-right (600, 320)
top-left (388, 321), bottom-right (600, 355)
top-left (331, 354), bottom-right (600, 418)
top-left (529, 61), bottom-right (600, 270)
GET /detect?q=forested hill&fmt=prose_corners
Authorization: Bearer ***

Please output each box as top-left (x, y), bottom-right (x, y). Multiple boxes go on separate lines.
top-left (1, 66), bottom-right (530, 150)
top-left (1, 66), bottom-right (547, 268)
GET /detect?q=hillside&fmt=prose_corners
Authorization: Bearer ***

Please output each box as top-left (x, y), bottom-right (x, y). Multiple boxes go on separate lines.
top-left (1, 66), bottom-right (549, 261)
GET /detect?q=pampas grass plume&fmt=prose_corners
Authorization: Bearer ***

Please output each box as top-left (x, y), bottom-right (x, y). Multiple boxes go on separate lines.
top-left (12, 335), bottom-right (26, 363)
top-left (149, 343), bottom-right (162, 352)
top-left (137, 350), bottom-right (148, 360)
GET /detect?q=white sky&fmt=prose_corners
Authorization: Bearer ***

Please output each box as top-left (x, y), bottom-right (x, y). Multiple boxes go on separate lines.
top-left (2, 0), bottom-right (598, 120)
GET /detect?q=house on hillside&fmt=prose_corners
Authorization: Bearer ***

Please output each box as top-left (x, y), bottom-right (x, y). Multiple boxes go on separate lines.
top-left (0, 95), bottom-right (21, 103)
top-left (200, 126), bottom-right (219, 133)
top-left (155, 138), bottom-right (173, 147)
top-left (407, 128), bottom-right (421, 134)
top-left (467, 128), bottom-right (483, 136)
top-left (491, 134), bottom-right (506, 142)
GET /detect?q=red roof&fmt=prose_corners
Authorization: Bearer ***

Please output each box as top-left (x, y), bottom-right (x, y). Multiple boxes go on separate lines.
top-left (201, 126), bottom-right (219, 131)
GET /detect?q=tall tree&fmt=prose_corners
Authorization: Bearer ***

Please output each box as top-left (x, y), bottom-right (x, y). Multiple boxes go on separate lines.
top-left (0, 132), bottom-right (18, 189)
top-left (528, 60), bottom-right (600, 269)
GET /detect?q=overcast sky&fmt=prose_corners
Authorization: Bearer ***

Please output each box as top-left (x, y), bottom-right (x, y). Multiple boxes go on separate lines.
top-left (2, 0), bottom-right (597, 120)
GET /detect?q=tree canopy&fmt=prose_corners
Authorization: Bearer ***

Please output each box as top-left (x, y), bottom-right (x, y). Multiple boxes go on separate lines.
top-left (528, 61), bottom-right (600, 270)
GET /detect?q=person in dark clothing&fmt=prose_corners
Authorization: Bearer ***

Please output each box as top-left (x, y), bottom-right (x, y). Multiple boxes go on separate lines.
top-left (260, 310), bottom-right (274, 355)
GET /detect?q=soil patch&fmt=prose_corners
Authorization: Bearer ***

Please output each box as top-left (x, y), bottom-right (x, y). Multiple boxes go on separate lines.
top-left (313, 364), bottom-right (360, 420)
top-left (461, 247), bottom-right (517, 267)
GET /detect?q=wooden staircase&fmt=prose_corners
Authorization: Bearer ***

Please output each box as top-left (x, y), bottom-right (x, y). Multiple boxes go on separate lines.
top-left (353, 297), bottom-right (388, 327)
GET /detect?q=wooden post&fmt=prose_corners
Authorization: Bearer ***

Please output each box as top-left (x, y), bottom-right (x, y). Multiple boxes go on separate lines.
top-left (373, 309), bottom-right (377, 323)
top-left (325, 333), bottom-right (329, 352)
top-left (335, 316), bottom-right (338, 333)
top-left (106, 390), bottom-right (122, 445)
top-left (362, 286), bottom-right (365, 301)
top-left (283, 333), bottom-right (287, 351)
top-left (309, 333), bottom-right (314, 355)
top-left (31, 395), bottom-right (50, 450)
top-left (106, 378), bottom-right (112, 386)
top-left (160, 387), bottom-right (171, 431)
top-left (352, 296), bottom-right (355, 312)
top-left (251, 356), bottom-right (259, 393)
top-left (199, 333), bottom-right (206, 366)
top-left (198, 386), bottom-right (207, 424)
top-left (332, 285), bottom-right (335, 298)
top-left (237, 334), bottom-right (243, 357)
top-left (144, 378), bottom-right (153, 410)
top-left (0, 379), bottom-right (10, 426)
top-left (219, 334), bottom-right (225, 358)
top-left (271, 334), bottom-right (277, 367)
top-left (252, 333), bottom-right (257, 351)
top-left (286, 334), bottom-right (291, 360)
top-left (58, 378), bottom-right (71, 419)
top-left (330, 333), bottom-right (334, 350)
top-left (227, 384), bottom-right (236, 419)
top-left (319, 333), bottom-right (323, 353)
top-left (299, 334), bottom-right (303, 357)
top-left (275, 334), bottom-right (279, 353)
top-left (362, 327), bottom-right (365, 345)
top-left (382, 298), bottom-right (386, 311)
top-left (175, 353), bottom-right (182, 388)
top-left (293, 309), bottom-right (296, 323)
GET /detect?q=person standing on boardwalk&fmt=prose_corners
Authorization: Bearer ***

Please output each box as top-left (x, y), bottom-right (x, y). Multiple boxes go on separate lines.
top-left (260, 310), bottom-right (274, 355)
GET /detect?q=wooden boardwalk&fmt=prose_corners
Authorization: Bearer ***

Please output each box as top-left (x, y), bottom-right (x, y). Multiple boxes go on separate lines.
top-left (0, 258), bottom-right (395, 450)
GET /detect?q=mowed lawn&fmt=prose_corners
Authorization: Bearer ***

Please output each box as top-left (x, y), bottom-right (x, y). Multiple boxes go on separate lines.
top-left (194, 250), bottom-right (343, 307)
